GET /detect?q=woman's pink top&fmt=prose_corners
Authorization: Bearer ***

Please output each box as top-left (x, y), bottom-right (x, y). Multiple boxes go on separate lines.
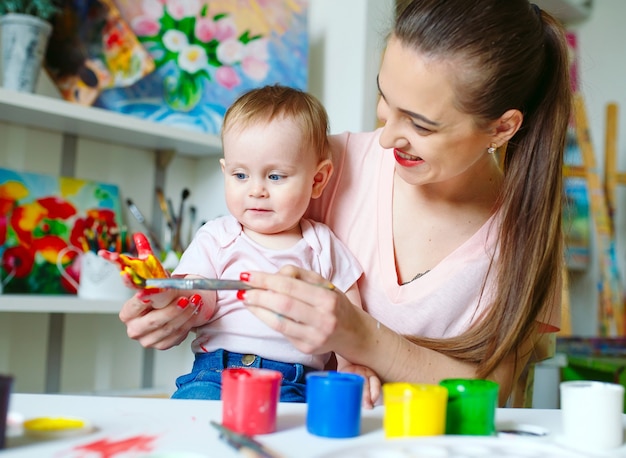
top-left (307, 129), bottom-right (560, 337)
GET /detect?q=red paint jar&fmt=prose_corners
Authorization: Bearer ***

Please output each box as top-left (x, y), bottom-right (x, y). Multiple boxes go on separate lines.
top-left (221, 368), bottom-right (282, 435)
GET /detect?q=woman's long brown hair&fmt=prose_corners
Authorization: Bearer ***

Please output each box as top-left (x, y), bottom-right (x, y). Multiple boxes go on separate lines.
top-left (396, 0), bottom-right (572, 380)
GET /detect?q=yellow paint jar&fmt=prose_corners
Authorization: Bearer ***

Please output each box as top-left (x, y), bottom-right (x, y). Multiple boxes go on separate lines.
top-left (383, 383), bottom-right (448, 438)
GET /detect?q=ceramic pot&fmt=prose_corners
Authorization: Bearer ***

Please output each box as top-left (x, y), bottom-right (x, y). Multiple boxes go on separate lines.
top-left (0, 13), bottom-right (52, 93)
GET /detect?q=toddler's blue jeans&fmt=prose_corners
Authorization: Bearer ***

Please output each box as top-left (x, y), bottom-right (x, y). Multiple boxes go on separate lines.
top-left (171, 349), bottom-right (315, 402)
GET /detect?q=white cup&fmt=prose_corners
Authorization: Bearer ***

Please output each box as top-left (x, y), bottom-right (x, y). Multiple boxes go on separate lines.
top-left (57, 247), bottom-right (133, 301)
top-left (560, 380), bottom-right (624, 451)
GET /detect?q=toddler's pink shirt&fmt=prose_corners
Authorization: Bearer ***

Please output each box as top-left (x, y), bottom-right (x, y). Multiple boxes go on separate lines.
top-left (307, 129), bottom-right (560, 337)
top-left (173, 215), bottom-right (363, 369)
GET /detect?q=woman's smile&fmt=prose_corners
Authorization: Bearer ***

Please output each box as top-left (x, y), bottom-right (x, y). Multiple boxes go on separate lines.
top-left (394, 148), bottom-right (424, 167)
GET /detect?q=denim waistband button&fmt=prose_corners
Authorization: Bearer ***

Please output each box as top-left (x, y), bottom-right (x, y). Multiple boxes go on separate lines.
top-left (242, 354), bottom-right (256, 366)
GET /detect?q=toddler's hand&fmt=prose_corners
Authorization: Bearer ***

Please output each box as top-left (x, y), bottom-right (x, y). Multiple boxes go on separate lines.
top-left (98, 232), bottom-right (168, 296)
top-left (337, 363), bottom-right (382, 409)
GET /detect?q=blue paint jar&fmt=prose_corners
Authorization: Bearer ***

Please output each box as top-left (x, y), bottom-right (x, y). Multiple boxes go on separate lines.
top-left (306, 371), bottom-right (364, 438)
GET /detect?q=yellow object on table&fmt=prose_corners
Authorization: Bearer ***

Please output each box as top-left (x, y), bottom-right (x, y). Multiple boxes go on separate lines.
top-left (383, 383), bottom-right (448, 438)
top-left (23, 416), bottom-right (93, 438)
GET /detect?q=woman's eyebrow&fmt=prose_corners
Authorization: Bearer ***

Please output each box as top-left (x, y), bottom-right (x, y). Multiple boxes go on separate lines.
top-left (376, 74), bottom-right (440, 127)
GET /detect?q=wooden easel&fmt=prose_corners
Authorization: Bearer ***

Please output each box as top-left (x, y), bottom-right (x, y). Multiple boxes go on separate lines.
top-left (603, 102), bottom-right (626, 335)
top-left (604, 103), bottom-right (622, 224)
top-left (572, 94), bottom-right (624, 336)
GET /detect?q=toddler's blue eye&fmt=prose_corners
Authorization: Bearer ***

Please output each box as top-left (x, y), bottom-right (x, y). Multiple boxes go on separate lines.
top-left (235, 173), bottom-right (247, 180)
top-left (268, 174), bottom-right (283, 181)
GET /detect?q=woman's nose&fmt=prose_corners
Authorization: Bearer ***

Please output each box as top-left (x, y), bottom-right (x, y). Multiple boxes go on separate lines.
top-left (378, 118), bottom-right (409, 150)
top-left (376, 99), bottom-right (409, 150)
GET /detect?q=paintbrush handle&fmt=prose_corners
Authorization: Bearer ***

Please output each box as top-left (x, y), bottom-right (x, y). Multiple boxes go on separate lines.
top-left (156, 188), bottom-right (175, 229)
top-left (125, 199), bottom-right (162, 252)
top-left (167, 199), bottom-right (176, 224)
top-left (210, 421), bottom-right (281, 458)
top-left (172, 189), bottom-right (189, 252)
top-left (145, 278), bottom-right (254, 290)
top-left (127, 200), bottom-right (146, 224)
top-left (173, 219), bottom-right (182, 252)
top-left (186, 206), bottom-right (197, 247)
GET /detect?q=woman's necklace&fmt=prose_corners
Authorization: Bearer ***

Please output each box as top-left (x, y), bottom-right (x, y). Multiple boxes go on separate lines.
top-left (400, 269), bottom-right (430, 285)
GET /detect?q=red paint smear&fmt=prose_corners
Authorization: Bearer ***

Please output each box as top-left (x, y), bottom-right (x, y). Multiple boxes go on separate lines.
top-left (72, 434), bottom-right (158, 458)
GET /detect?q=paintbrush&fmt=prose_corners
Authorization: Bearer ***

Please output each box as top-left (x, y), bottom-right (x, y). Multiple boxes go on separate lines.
top-left (145, 278), bottom-right (255, 290)
top-left (155, 187), bottom-right (175, 250)
top-left (155, 187), bottom-right (175, 231)
top-left (125, 198), bottom-right (162, 252)
top-left (167, 198), bottom-right (176, 225)
top-left (172, 188), bottom-right (190, 252)
top-left (186, 205), bottom-right (197, 247)
top-left (210, 421), bottom-right (282, 458)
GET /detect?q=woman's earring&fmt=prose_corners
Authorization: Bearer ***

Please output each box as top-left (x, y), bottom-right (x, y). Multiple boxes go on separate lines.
top-left (487, 143), bottom-right (497, 155)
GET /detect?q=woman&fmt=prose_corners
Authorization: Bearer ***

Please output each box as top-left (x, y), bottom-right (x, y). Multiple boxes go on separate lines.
top-left (119, 0), bottom-right (570, 405)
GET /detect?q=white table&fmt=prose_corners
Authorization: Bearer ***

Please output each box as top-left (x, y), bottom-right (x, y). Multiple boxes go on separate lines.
top-left (4, 393), bottom-right (626, 457)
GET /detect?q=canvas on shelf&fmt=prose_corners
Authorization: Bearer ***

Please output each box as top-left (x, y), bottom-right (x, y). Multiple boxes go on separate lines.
top-left (94, 0), bottom-right (309, 135)
top-left (0, 168), bottom-right (124, 295)
top-left (44, 0), bottom-right (155, 106)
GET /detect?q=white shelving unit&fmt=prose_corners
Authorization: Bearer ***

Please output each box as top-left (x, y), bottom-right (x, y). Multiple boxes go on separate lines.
top-left (0, 87), bottom-right (221, 392)
top-left (0, 87), bottom-right (224, 314)
top-left (0, 87), bottom-right (222, 157)
top-left (0, 295), bottom-right (120, 314)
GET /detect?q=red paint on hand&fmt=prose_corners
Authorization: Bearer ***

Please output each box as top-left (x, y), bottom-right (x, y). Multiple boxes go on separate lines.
top-left (98, 233), bottom-right (168, 291)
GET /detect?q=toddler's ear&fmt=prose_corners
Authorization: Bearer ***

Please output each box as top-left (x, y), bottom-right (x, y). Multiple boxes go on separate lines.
top-left (311, 159), bottom-right (333, 199)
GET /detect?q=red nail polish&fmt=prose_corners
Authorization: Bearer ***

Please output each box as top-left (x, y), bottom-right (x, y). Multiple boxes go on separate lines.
top-left (236, 290), bottom-right (246, 301)
top-left (240, 272), bottom-right (250, 282)
top-left (189, 294), bottom-right (203, 306)
top-left (177, 297), bottom-right (189, 309)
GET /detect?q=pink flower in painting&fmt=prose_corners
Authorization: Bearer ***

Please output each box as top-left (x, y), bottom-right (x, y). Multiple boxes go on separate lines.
top-left (131, 0), bottom-right (273, 111)
top-left (194, 17), bottom-right (216, 43)
top-left (245, 38), bottom-right (269, 61)
top-left (140, 0), bottom-right (164, 21)
top-left (165, 0), bottom-right (202, 21)
top-left (131, 16), bottom-right (161, 37)
top-left (242, 56), bottom-right (269, 81)
top-left (216, 38), bottom-right (244, 66)
top-left (216, 66), bottom-right (241, 90)
top-left (214, 17), bottom-right (238, 41)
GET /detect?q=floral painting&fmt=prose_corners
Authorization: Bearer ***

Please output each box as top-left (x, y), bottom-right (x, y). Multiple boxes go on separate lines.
top-left (96, 0), bottom-right (309, 134)
top-left (0, 169), bottom-right (124, 295)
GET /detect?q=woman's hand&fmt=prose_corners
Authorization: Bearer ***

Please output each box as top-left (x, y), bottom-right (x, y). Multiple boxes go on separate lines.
top-left (237, 265), bottom-right (361, 356)
top-left (119, 290), bottom-right (214, 350)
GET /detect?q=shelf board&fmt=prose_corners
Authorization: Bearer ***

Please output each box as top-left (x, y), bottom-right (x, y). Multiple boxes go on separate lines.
top-left (0, 88), bottom-right (222, 157)
top-left (0, 295), bottom-right (120, 314)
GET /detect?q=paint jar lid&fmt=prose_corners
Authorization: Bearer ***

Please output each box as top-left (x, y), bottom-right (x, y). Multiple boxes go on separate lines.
top-left (23, 416), bottom-right (94, 439)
